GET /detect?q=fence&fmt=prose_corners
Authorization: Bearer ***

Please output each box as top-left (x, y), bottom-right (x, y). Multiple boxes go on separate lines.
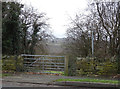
top-left (21, 54), bottom-right (68, 75)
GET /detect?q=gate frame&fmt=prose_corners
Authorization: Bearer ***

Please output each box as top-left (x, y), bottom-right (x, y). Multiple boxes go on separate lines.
top-left (64, 55), bottom-right (69, 76)
top-left (21, 54), bottom-right (69, 76)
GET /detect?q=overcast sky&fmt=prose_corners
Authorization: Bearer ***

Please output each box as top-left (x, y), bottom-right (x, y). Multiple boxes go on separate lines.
top-left (21, 0), bottom-right (88, 38)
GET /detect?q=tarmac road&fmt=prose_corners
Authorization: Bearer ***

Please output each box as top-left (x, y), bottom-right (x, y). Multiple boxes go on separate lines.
top-left (2, 81), bottom-right (100, 89)
top-left (2, 73), bottom-right (118, 89)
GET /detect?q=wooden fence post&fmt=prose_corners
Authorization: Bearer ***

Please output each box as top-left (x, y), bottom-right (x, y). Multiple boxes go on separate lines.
top-left (64, 55), bottom-right (69, 76)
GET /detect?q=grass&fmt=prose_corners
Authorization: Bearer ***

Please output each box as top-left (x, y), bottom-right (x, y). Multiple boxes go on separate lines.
top-left (45, 71), bottom-right (64, 75)
top-left (2, 73), bottom-right (12, 77)
top-left (0, 73), bottom-right (13, 77)
top-left (55, 78), bottom-right (119, 84)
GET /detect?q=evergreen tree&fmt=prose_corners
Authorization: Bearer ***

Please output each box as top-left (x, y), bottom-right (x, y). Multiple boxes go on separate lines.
top-left (2, 2), bottom-right (23, 55)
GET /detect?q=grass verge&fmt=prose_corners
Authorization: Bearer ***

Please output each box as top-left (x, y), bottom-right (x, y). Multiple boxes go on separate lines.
top-left (45, 71), bottom-right (64, 75)
top-left (2, 73), bottom-right (12, 77)
top-left (55, 78), bottom-right (118, 84)
top-left (1, 73), bottom-right (13, 77)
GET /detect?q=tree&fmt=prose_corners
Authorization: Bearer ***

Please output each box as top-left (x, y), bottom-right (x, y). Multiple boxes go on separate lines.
top-left (0, 1), bottom-right (2, 54)
top-left (65, 1), bottom-right (120, 58)
top-left (20, 6), bottom-right (51, 54)
top-left (117, 1), bottom-right (120, 74)
top-left (2, 1), bottom-right (23, 55)
top-left (96, 2), bottom-right (120, 56)
top-left (2, 1), bottom-right (52, 55)
top-left (65, 14), bottom-right (93, 57)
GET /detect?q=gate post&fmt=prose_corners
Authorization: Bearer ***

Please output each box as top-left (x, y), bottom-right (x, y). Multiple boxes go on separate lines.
top-left (64, 55), bottom-right (69, 76)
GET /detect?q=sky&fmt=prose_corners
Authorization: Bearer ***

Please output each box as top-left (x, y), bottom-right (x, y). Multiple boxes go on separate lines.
top-left (21, 0), bottom-right (88, 38)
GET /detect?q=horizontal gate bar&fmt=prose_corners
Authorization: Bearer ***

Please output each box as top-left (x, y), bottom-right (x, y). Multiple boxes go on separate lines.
top-left (24, 62), bottom-right (64, 65)
top-left (39, 72), bottom-right (64, 74)
top-left (24, 64), bottom-right (64, 67)
top-left (34, 62), bottom-right (64, 64)
top-left (23, 58), bottom-right (64, 60)
top-left (44, 68), bottom-right (64, 70)
top-left (25, 67), bottom-right (64, 70)
top-left (24, 58), bottom-right (64, 61)
top-left (21, 54), bottom-right (64, 57)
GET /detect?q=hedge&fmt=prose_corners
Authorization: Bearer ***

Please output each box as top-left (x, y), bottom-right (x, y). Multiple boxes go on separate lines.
top-left (76, 57), bottom-right (118, 77)
top-left (2, 55), bottom-right (25, 72)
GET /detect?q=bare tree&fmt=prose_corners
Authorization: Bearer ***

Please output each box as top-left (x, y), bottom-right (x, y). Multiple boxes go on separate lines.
top-left (96, 2), bottom-right (119, 56)
top-left (20, 5), bottom-right (51, 54)
top-left (65, 1), bottom-right (120, 58)
top-left (65, 14), bottom-right (92, 57)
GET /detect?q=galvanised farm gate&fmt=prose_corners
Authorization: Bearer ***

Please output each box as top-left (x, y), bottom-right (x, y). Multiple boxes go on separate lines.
top-left (21, 54), bottom-right (68, 75)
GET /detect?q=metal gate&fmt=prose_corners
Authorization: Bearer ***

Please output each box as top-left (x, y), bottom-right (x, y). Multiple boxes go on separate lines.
top-left (21, 54), bottom-right (66, 75)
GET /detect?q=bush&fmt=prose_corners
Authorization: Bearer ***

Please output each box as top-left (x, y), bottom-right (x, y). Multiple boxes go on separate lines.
top-left (76, 57), bottom-right (117, 77)
top-left (2, 55), bottom-right (25, 72)
top-left (96, 61), bottom-right (117, 76)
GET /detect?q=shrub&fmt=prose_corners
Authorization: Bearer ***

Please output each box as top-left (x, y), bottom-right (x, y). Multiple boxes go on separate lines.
top-left (2, 55), bottom-right (25, 72)
top-left (76, 57), bottom-right (117, 77)
top-left (96, 61), bottom-right (117, 76)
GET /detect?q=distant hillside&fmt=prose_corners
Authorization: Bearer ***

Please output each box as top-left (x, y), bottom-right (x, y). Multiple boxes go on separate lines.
top-left (35, 38), bottom-right (66, 55)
